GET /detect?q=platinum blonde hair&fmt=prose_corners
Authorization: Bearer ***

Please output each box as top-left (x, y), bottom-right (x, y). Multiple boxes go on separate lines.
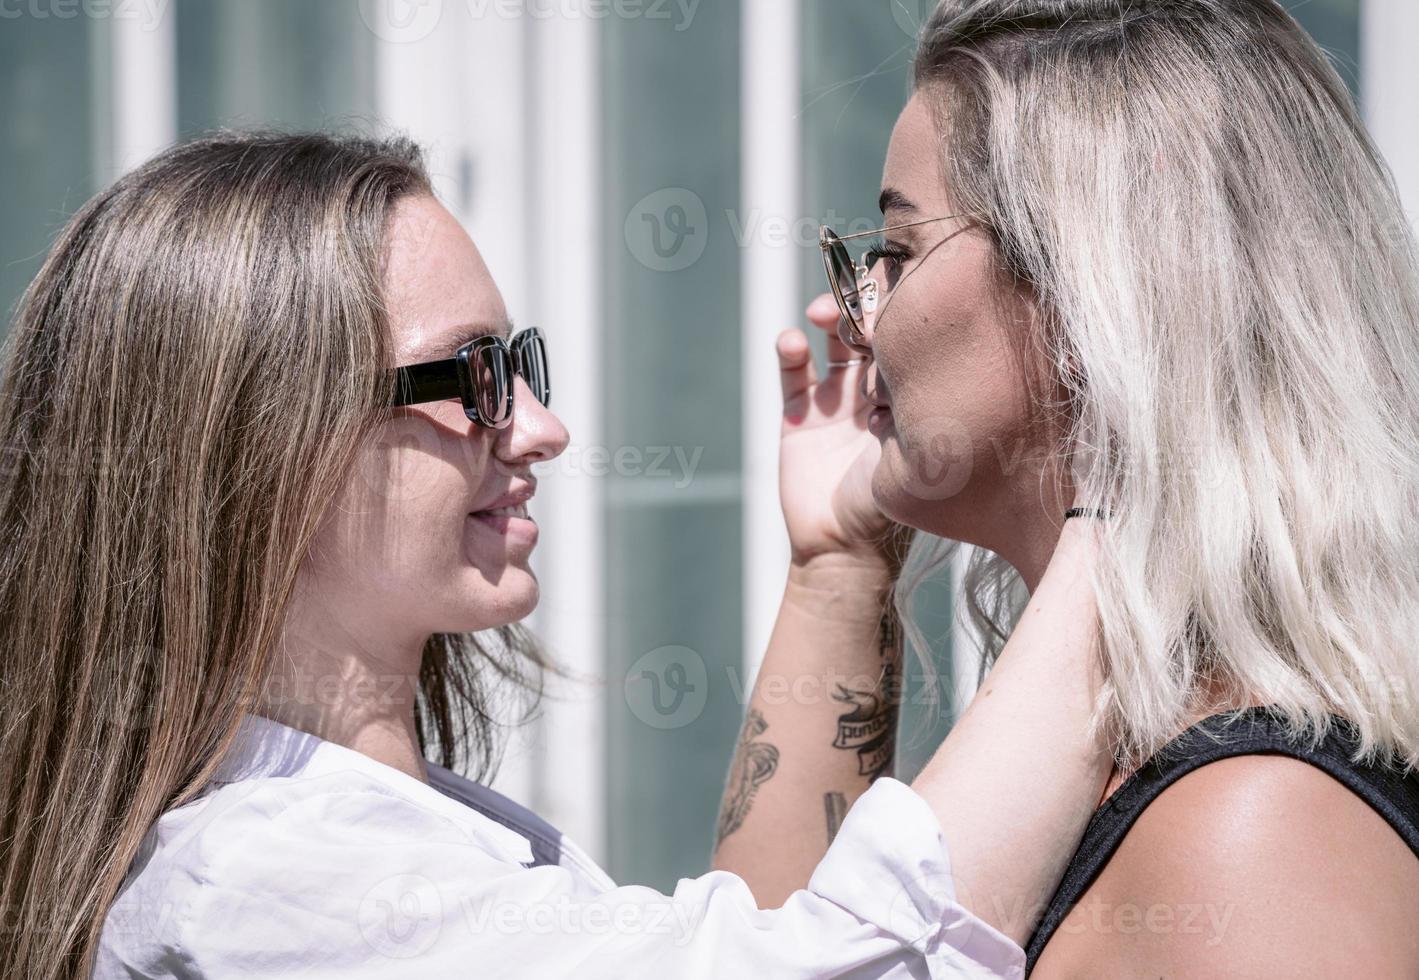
top-left (892, 0), bottom-right (1419, 768)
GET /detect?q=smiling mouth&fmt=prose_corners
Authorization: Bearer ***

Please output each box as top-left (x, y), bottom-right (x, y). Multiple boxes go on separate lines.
top-left (470, 502), bottom-right (530, 520)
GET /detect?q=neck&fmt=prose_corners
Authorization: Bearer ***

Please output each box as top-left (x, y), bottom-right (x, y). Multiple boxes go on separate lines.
top-left (975, 481), bottom-right (1074, 596)
top-left (257, 578), bottom-right (430, 783)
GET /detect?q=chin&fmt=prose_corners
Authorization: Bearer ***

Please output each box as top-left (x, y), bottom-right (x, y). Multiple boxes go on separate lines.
top-left (871, 477), bottom-right (926, 534)
top-left (870, 454), bottom-right (945, 536)
top-left (459, 566), bottom-right (541, 629)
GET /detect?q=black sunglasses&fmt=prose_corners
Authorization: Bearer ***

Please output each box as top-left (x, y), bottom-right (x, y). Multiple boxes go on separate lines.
top-left (390, 327), bottom-right (550, 429)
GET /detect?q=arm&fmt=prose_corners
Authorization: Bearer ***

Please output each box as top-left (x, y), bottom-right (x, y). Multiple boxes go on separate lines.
top-left (710, 551), bottom-right (903, 908)
top-left (163, 774), bottom-right (1023, 979)
top-left (715, 513), bottom-right (1107, 945)
top-left (909, 516), bottom-right (1107, 945)
top-left (711, 294), bottom-right (912, 905)
top-left (712, 295), bottom-right (1112, 946)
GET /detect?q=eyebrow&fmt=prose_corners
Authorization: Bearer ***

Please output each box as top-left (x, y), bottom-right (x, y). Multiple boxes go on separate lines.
top-left (878, 188), bottom-right (918, 217)
top-left (420, 317), bottom-right (514, 362)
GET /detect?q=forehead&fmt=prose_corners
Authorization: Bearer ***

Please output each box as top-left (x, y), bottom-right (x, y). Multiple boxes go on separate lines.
top-left (882, 92), bottom-right (953, 212)
top-left (382, 194), bottom-right (509, 362)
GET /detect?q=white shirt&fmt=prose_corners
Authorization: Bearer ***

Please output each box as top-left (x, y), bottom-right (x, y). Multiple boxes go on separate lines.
top-left (95, 712), bottom-right (1026, 979)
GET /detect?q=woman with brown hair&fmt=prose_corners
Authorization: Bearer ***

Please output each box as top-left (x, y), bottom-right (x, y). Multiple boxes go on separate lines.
top-left (0, 130), bottom-right (1109, 978)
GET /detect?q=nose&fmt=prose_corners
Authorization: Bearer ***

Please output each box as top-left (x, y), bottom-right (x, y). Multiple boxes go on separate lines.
top-left (493, 374), bottom-right (569, 465)
top-left (842, 315), bottom-right (874, 357)
top-left (860, 354), bottom-right (888, 407)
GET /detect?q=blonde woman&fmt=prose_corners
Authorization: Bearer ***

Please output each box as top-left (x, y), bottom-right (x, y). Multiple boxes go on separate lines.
top-left (0, 130), bottom-right (1111, 979)
top-left (815, 0), bottom-right (1419, 975)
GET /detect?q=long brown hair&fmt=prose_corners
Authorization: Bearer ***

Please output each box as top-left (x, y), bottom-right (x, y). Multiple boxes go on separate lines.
top-left (0, 131), bottom-right (550, 978)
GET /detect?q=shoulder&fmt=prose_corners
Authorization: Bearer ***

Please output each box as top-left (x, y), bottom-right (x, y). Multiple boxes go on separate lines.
top-left (1034, 754), bottom-right (1419, 978)
top-left (98, 771), bottom-right (525, 974)
top-left (164, 769), bottom-right (488, 861)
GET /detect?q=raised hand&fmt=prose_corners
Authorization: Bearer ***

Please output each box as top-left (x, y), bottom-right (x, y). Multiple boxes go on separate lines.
top-left (776, 293), bottom-right (905, 569)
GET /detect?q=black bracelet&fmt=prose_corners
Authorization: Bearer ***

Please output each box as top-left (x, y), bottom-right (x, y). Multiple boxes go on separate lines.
top-left (1064, 506), bottom-right (1111, 520)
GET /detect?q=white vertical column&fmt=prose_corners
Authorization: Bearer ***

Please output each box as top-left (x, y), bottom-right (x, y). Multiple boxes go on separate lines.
top-left (740, 0), bottom-right (801, 685)
top-left (107, 0), bottom-right (177, 180)
top-left (1362, 0), bottom-right (1419, 226)
top-left (374, 1), bottom-right (606, 862)
top-left (522, 6), bottom-right (608, 863)
top-left (373, 2), bottom-right (467, 210)
top-left (374, 5), bottom-right (533, 796)
top-left (459, 5), bottom-right (540, 815)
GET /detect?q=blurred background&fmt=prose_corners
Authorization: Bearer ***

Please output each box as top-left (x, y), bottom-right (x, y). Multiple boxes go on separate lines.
top-left (1, 0), bottom-right (1411, 892)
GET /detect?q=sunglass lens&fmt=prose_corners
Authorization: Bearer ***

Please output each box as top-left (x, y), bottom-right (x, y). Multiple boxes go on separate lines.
top-left (471, 344), bottom-right (513, 426)
top-left (515, 331), bottom-right (551, 408)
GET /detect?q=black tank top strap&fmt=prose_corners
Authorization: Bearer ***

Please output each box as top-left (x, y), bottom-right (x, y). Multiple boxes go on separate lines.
top-left (1023, 704), bottom-right (1419, 973)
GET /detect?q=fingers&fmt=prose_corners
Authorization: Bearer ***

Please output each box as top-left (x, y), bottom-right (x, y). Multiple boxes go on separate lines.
top-left (777, 327), bottom-right (819, 406)
top-left (806, 292), bottom-right (840, 331)
top-left (806, 292), bottom-right (860, 364)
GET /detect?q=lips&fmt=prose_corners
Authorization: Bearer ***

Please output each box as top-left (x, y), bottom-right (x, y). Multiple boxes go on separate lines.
top-left (469, 501), bottom-right (529, 520)
top-left (469, 484), bottom-right (536, 518)
top-left (861, 375), bottom-right (891, 412)
top-left (864, 391), bottom-right (892, 412)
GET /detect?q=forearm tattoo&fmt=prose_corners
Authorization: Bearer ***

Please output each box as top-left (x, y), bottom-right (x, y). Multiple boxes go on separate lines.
top-left (715, 707), bottom-right (780, 847)
top-left (830, 601), bottom-right (903, 782)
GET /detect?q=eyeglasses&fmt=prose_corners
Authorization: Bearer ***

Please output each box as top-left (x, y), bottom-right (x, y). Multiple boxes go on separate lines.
top-left (819, 215), bottom-right (964, 349)
top-left (390, 327), bottom-right (550, 429)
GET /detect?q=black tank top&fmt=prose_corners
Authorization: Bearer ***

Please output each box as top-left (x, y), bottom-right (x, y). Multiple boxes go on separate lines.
top-left (1023, 705), bottom-right (1419, 973)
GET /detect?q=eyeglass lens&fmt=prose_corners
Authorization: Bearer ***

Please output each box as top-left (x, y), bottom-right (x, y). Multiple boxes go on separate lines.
top-left (823, 231), bottom-right (870, 348)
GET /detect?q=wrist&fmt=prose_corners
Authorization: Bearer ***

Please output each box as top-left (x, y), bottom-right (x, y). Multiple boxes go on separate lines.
top-left (785, 554), bottom-right (896, 621)
top-left (788, 524), bottom-right (912, 580)
top-left (789, 550), bottom-right (895, 585)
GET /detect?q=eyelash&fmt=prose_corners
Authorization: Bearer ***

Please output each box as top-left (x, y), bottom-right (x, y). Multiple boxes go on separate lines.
top-left (864, 238), bottom-right (912, 271)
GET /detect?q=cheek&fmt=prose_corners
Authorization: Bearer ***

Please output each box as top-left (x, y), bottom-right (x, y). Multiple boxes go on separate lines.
top-left (367, 413), bottom-right (485, 506)
top-left (318, 415), bottom-right (491, 570)
top-left (294, 413), bottom-right (539, 633)
top-left (880, 261), bottom-right (1030, 434)
top-left (871, 299), bottom-right (1039, 523)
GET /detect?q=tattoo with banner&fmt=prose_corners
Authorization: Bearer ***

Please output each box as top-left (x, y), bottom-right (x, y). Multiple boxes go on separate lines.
top-left (831, 604), bottom-right (902, 781)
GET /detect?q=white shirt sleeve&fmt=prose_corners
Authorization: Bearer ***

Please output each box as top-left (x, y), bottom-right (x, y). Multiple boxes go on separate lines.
top-left (97, 775), bottom-right (1025, 979)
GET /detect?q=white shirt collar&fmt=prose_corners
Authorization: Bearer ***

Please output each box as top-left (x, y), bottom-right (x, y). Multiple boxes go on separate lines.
top-left (209, 711), bottom-right (535, 866)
